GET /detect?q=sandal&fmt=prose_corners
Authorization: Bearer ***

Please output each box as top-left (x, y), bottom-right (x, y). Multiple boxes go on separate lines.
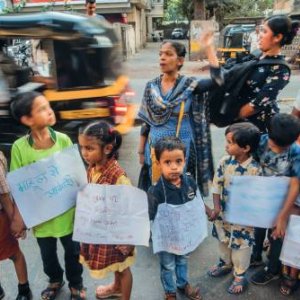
top-left (95, 283), bottom-right (122, 299)
top-left (177, 284), bottom-right (202, 300)
top-left (227, 276), bottom-right (247, 294)
top-left (41, 281), bottom-right (65, 300)
top-left (280, 275), bottom-right (298, 296)
top-left (207, 260), bottom-right (232, 277)
top-left (165, 293), bottom-right (176, 300)
top-left (70, 287), bottom-right (87, 300)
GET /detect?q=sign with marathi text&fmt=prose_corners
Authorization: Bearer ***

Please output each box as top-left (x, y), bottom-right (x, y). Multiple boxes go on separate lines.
top-left (73, 184), bottom-right (150, 246)
top-left (225, 176), bottom-right (289, 228)
top-left (151, 191), bottom-right (208, 255)
top-left (7, 145), bottom-right (87, 228)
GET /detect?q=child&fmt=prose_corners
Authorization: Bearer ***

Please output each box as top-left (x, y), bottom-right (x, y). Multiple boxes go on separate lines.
top-left (251, 113), bottom-right (300, 286)
top-left (78, 121), bottom-right (135, 300)
top-left (208, 122), bottom-right (261, 295)
top-left (9, 91), bottom-right (85, 300)
top-left (147, 136), bottom-right (202, 300)
top-left (0, 151), bottom-right (31, 300)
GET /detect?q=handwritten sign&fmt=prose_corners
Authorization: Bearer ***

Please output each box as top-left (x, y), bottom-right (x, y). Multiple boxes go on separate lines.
top-left (225, 176), bottom-right (289, 228)
top-left (151, 191), bottom-right (208, 255)
top-left (73, 184), bottom-right (150, 246)
top-left (280, 215), bottom-right (300, 268)
top-left (7, 145), bottom-right (87, 228)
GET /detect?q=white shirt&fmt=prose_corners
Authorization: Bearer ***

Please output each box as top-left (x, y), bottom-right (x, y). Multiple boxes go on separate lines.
top-left (248, 31), bottom-right (259, 53)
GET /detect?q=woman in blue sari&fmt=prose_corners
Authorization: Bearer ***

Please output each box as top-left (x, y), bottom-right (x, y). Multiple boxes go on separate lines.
top-left (138, 32), bottom-right (222, 196)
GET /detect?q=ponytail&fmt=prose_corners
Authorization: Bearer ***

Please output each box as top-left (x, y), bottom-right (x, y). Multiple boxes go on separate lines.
top-left (79, 121), bottom-right (122, 159)
top-left (265, 15), bottom-right (299, 46)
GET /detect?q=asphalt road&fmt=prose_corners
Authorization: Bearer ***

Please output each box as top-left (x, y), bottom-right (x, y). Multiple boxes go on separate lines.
top-left (2, 42), bottom-right (300, 300)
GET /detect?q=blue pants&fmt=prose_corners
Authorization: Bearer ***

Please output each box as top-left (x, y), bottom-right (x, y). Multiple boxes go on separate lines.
top-left (158, 251), bottom-right (188, 294)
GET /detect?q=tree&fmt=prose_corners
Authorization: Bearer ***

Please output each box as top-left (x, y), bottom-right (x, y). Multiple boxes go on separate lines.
top-left (164, 0), bottom-right (274, 23)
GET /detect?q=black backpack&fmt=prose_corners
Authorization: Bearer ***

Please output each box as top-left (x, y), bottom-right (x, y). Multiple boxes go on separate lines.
top-left (207, 52), bottom-right (290, 127)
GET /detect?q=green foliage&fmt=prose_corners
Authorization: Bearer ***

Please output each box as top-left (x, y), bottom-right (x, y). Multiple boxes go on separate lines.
top-left (2, 0), bottom-right (26, 14)
top-left (164, 0), bottom-right (274, 21)
top-left (2, 0), bottom-right (73, 14)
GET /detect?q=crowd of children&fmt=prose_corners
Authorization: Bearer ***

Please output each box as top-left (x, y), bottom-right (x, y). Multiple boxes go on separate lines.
top-left (1, 91), bottom-right (300, 300)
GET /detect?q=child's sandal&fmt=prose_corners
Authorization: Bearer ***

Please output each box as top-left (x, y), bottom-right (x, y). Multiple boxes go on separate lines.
top-left (177, 284), bottom-right (202, 300)
top-left (70, 287), bottom-right (87, 300)
top-left (280, 275), bottom-right (298, 296)
top-left (227, 276), bottom-right (247, 294)
top-left (41, 280), bottom-right (65, 300)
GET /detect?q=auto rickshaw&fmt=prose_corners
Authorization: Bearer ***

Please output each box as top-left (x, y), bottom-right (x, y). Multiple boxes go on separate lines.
top-left (0, 12), bottom-right (136, 156)
top-left (217, 24), bottom-right (255, 64)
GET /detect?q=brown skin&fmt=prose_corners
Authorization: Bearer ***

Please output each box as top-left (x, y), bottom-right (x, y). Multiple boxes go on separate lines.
top-left (0, 194), bottom-right (29, 284)
top-left (78, 133), bottom-right (133, 300)
top-left (239, 20), bottom-right (284, 119)
top-left (86, 2), bottom-right (96, 16)
top-left (138, 31), bottom-right (219, 164)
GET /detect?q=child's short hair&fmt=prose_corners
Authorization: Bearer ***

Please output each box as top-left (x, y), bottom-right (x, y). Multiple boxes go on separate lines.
top-left (79, 121), bottom-right (122, 159)
top-left (154, 136), bottom-right (186, 161)
top-left (269, 113), bottom-right (300, 147)
top-left (10, 91), bottom-right (41, 123)
top-left (225, 122), bottom-right (260, 153)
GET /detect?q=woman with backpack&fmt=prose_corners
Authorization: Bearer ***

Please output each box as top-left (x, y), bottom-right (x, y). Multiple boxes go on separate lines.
top-left (237, 14), bottom-right (299, 133)
top-left (137, 31), bottom-right (223, 198)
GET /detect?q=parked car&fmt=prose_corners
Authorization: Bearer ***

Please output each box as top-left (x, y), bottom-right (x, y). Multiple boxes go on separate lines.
top-left (0, 12), bottom-right (136, 158)
top-left (171, 28), bottom-right (185, 39)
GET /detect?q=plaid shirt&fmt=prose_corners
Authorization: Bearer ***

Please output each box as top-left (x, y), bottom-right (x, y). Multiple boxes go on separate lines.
top-left (0, 152), bottom-right (10, 210)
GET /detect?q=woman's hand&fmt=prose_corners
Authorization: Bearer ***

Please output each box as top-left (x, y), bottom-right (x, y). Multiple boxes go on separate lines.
top-left (199, 30), bottom-right (219, 67)
top-left (199, 30), bottom-right (215, 50)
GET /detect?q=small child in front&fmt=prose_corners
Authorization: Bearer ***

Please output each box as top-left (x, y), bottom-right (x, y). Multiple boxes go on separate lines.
top-left (207, 122), bottom-right (261, 295)
top-left (147, 136), bottom-right (202, 300)
top-left (0, 151), bottom-right (31, 300)
top-left (9, 91), bottom-right (85, 300)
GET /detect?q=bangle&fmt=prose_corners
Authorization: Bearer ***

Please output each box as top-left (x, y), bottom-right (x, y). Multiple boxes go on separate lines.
top-left (138, 150), bottom-right (144, 154)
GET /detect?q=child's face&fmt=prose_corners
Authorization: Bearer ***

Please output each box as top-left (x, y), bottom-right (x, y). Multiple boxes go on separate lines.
top-left (225, 132), bottom-right (249, 157)
top-left (22, 95), bottom-right (56, 129)
top-left (157, 149), bottom-right (185, 184)
top-left (78, 134), bottom-right (103, 166)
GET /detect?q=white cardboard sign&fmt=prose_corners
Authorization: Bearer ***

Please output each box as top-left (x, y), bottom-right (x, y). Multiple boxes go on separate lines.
top-left (73, 184), bottom-right (150, 246)
top-left (7, 145), bottom-right (87, 228)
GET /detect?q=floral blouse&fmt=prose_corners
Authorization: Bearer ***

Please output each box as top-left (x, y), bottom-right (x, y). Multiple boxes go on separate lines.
top-left (239, 55), bottom-right (290, 132)
top-left (212, 155), bottom-right (261, 249)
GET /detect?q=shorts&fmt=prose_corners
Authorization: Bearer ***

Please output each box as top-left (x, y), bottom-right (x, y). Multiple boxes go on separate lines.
top-left (0, 210), bottom-right (19, 260)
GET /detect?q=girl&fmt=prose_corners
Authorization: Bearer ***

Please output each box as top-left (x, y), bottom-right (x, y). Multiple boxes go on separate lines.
top-left (137, 31), bottom-right (223, 197)
top-left (78, 121), bottom-right (135, 300)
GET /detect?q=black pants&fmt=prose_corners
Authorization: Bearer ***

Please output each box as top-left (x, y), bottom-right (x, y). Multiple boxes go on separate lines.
top-left (267, 236), bottom-right (283, 275)
top-left (36, 233), bottom-right (83, 289)
top-left (252, 227), bottom-right (269, 261)
top-left (253, 227), bottom-right (282, 275)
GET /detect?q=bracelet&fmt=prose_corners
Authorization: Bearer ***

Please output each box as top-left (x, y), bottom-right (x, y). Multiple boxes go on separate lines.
top-left (138, 151), bottom-right (144, 154)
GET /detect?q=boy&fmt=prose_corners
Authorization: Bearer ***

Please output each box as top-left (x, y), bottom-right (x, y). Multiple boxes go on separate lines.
top-left (0, 151), bottom-right (31, 300)
top-left (251, 113), bottom-right (300, 285)
top-left (147, 136), bottom-right (202, 300)
top-left (9, 91), bottom-right (85, 300)
top-left (207, 122), bottom-right (261, 295)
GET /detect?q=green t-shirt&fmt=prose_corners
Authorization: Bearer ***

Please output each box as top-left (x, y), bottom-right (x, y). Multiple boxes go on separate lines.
top-left (10, 129), bottom-right (75, 238)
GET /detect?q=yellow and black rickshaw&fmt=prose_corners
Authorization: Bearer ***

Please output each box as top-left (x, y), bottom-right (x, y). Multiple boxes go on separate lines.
top-left (217, 24), bottom-right (255, 64)
top-left (0, 12), bottom-right (135, 155)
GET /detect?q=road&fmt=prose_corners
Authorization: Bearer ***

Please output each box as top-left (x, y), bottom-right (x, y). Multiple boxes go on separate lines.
top-left (2, 42), bottom-right (300, 299)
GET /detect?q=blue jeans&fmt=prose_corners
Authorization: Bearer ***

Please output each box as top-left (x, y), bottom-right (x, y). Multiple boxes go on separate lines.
top-left (158, 252), bottom-right (188, 294)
